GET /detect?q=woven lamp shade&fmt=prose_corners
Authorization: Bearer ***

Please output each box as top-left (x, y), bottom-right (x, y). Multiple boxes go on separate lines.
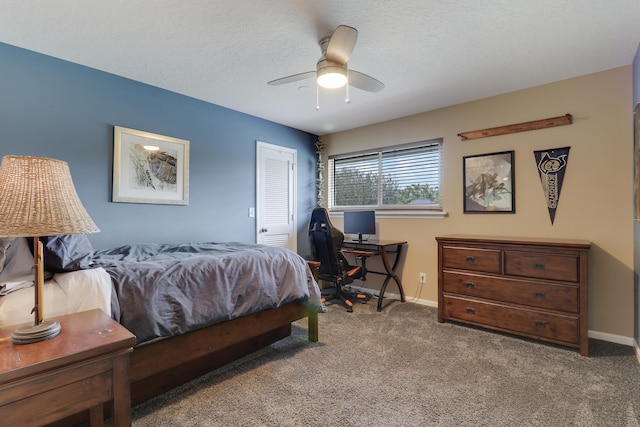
top-left (0, 155), bottom-right (100, 237)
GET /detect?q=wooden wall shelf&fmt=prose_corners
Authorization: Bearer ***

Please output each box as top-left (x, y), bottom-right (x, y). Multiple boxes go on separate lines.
top-left (458, 114), bottom-right (572, 141)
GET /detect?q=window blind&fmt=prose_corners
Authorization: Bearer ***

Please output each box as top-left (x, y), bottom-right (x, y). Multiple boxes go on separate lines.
top-left (328, 140), bottom-right (442, 210)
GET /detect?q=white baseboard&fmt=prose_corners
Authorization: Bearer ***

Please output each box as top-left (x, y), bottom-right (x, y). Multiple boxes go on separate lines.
top-left (587, 330), bottom-right (634, 346)
top-left (402, 295), bottom-right (438, 307)
top-left (349, 285), bottom-right (635, 349)
top-left (349, 285), bottom-right (437, 308)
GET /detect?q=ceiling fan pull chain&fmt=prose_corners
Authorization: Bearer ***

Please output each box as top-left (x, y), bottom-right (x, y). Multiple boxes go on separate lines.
top-left (345, 70), bottom-right (350, 103)
top-left (316, 82), bottom-right (320, 111)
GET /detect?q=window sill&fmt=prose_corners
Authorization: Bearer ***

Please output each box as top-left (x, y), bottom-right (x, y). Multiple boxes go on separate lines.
top-left (330, 210), bottom-right (448, 219)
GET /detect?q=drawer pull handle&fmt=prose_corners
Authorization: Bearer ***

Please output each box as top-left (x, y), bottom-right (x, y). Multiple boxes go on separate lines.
top-left (534, 292), bottom-right (545, 299)
top-left (465, 307), bottom-right (475, 314)
top-left (534, 321), bottom-right (546, 328)
top-left (464, 282), bottom-right (475, 289)
top-left (465, 256), bottom-right (475, 263)
top-left (534, 263), bottom-right (545, 270)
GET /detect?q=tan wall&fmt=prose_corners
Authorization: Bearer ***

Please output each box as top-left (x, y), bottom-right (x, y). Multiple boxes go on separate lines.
top-left (322, 66), bottom-right (634, 339)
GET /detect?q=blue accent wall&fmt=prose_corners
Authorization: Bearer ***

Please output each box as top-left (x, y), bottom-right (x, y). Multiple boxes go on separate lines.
top-left (0, 42), bottom-right (318, 255)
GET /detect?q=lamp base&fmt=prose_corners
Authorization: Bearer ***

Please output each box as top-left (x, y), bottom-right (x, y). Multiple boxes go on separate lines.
top-left (12, 320), bottom-right (61, 344)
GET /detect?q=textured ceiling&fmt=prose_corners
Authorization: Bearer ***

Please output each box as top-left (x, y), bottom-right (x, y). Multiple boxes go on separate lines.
top-left (0, 1), bottom-right (639, 135)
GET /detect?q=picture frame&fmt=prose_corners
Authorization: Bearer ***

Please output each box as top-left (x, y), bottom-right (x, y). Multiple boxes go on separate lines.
top-left (634, 103), bottom-right (640, 221)
top-left (112, 126), bottom-right (189, 205)
top-left (463, 150), bottom-right (514, 213)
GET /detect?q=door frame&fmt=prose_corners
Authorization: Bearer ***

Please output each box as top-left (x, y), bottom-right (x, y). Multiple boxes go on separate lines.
top-left (256, 141), bottom-right (297, 251)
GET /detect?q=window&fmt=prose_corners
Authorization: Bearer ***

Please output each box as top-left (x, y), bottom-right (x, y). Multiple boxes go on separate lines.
top-left (328, 139), bottom-right (442, 211)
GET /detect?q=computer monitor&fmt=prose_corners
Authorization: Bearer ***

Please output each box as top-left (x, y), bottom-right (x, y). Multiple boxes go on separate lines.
top-left (343, 210), bottom-right (376, 242)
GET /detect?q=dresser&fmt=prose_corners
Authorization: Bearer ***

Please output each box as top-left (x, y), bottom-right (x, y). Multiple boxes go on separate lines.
top-left (436, 235), bottom-right (590, 356)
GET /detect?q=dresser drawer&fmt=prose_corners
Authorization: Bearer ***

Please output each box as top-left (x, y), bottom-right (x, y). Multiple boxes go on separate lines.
top-left (442, 271), bottom-right (579, 313)
top-left (442, 246), bottom-right (501, 274)
top-left (443, 296), bottom-right (579, 345)
top-left (504, 250), bottom-right (579, 282)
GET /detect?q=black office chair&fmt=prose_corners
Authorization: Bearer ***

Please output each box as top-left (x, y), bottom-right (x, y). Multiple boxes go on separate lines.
top-left (308, 206), bottom-right (370, 312)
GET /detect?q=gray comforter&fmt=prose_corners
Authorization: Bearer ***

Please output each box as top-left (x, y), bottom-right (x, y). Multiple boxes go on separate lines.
top-left (93, 242), bottom-right (324, 345)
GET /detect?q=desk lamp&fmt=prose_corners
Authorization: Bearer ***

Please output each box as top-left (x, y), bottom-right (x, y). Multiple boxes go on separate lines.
top-left (0, 155), bottom-right (99, 344)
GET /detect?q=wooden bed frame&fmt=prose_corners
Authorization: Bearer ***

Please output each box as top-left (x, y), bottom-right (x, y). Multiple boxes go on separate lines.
top-left (48, 301), bottom-right (318, 426)
top-left (129, 301), bottom-right (319, 404)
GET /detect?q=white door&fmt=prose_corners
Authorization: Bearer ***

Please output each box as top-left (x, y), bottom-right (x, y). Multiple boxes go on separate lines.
top-left (256, 141), bottom-right (297, 251)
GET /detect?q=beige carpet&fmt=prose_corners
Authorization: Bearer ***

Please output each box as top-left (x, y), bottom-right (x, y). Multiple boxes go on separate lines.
top-left (128, 301), bottom-right (640, 426)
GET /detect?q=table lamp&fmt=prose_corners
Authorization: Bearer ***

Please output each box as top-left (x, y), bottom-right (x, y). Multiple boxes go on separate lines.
top-left (0, 155), bottom-right (100, 344)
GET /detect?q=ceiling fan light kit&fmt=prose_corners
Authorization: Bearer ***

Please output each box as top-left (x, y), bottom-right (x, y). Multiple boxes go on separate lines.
top-left (317, 64), bottom-right (347, 89)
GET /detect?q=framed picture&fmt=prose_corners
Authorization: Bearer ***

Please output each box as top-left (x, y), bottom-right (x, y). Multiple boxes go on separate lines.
top-left (463, 150), bottom-right (514, 213)
top-left (112, 126), bottom-right (189, 205)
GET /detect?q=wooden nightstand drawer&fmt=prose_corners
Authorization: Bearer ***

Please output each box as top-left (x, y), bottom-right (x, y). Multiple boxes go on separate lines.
top-left (443, 295), bottom-right (580, 345)
top-left (505, 251), bottom-right (579, 282)
top-left (442, 271), bottom-right (579, 313)
top-left (442, 246), bottom-right (501, 274)
top-left (0, 359), bottom-right (114, 426)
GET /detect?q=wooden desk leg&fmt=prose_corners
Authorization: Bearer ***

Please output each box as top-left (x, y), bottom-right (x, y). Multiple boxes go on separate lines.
top-left (377, 244), bottom-right (406, 312)
top-left (111, 352), bottom-right (132, 427)
top-left (391, 244), bottom-right (406, 301)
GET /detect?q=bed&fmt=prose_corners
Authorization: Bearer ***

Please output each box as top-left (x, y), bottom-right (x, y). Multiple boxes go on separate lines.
top-left (0, 236), bottom-right (323, 407)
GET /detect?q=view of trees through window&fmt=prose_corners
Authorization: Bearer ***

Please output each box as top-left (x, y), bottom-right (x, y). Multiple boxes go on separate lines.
top-left (329, 141), bottom-right (442, 209)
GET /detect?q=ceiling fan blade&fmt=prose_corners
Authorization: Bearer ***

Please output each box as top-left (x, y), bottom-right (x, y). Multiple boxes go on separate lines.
top-left (325, 25), bottom-right (358, 65)
top-left (267, 71), bottom-right (315, 86)
top-left (348, 70), bottom-right (385, 93)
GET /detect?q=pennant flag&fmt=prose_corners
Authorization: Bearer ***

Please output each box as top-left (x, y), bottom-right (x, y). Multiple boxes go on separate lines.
top-left (534, 147), bottom-right (570, 224)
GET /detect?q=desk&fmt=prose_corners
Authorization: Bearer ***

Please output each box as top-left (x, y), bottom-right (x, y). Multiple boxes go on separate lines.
top-left (306, 260), bottom-right (320, 282)
top-left (342, 239), bottom-right (407, 311)
top-left (0, 309), bottom-right (136, 427)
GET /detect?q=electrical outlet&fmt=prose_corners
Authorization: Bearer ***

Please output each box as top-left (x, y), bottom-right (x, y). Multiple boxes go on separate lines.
top-left (419, 272), bottom-right (426, 283)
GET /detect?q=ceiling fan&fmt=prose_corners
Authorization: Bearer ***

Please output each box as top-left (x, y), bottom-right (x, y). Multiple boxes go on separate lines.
top-left (267, 25), bottom-right (385, 99)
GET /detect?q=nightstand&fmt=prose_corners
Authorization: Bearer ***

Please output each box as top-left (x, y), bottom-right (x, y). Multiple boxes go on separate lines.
top-left (0, 309), bottom-right (136, 426)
